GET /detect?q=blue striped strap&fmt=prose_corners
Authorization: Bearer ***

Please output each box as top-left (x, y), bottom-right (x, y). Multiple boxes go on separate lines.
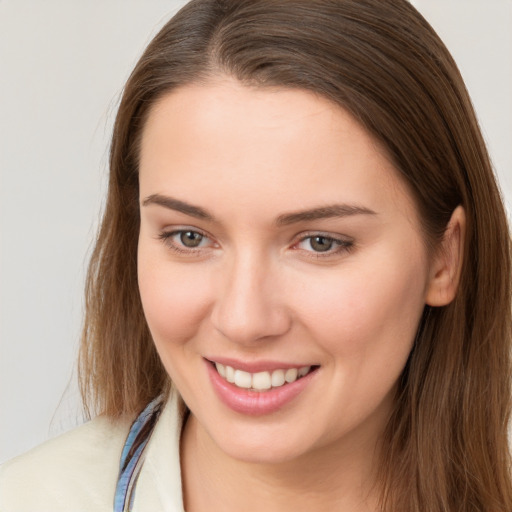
top-left (114, 396), bottom-right (164, 512)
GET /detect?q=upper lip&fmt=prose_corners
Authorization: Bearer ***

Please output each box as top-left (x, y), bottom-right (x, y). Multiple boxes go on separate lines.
top-left (205, 357), bottom-right (318, 373)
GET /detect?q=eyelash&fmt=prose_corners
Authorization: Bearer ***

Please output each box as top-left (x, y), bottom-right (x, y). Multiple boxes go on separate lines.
top-left (157, 229), bottom-right (354, 258)
top-left (158, 229), bottom-right (214, 255)
top-left (293, 232), bottom-right (354, 258)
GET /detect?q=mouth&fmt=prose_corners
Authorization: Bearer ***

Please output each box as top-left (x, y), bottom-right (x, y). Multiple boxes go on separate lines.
top-left (208, 360), bottom-right (319, 392)
top-left (205, 359), bottom-right (320, 415)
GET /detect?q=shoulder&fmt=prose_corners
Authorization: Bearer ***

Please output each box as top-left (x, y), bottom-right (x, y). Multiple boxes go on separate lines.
top-left (0, 414), bottom-right (133, 512)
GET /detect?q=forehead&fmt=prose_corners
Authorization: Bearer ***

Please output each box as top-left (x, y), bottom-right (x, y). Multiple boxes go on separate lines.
top-left (138, 79), bottom-right (419, 225)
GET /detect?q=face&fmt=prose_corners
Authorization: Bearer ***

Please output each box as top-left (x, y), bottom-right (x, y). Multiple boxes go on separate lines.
top-left (137, 79), bottom-right (434, 464)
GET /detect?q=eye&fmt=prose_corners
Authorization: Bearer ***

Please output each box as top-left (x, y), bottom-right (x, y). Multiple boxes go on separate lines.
top-left (295, 233), bottom-right (353, 256)
top-left (178, 230), bottom-right (205, 248)
top-left (306, 235), bottom-right (336, 252)
top-left (158, 228), bottom-right (214, 253)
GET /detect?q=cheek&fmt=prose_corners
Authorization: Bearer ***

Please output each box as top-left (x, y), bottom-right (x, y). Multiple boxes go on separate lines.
top-left (294, 249), bottom-right (428, 360)
top-left (137, 248), bottom-right (211, 348)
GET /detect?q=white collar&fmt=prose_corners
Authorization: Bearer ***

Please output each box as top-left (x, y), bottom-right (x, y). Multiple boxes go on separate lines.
top-left (132, 390), bottom-right (186, 511)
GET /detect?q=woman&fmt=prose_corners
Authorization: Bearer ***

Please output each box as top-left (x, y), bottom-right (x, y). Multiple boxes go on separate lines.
top-left (1, 0), bottom-right (510, 510)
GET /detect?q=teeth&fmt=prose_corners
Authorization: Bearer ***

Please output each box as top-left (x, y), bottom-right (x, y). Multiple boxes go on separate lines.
top-left (215, 363), bottom-right (312, 391)
top-left (234, 370), bottom-right (252, 388)
top-left (226, 365), bottom-right (235, 383)
top-left (271, 369), bottom-right (285, 387)
top-left (285, 368), bottom-right (298, 383)
top-left (298, 366), bottom-right (310, 378)
top-left (216, 363), bottom-right (226, 378)
top-left (252, 371), bottom-right (272, 390)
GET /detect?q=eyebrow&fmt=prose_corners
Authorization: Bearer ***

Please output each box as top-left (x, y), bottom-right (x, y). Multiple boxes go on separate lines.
top-left (142, 194), bottom-right (214, 221)
top-left (142, 193), bottom-right (376, 225)
top-left (275, 204), bottom-right (377, 226)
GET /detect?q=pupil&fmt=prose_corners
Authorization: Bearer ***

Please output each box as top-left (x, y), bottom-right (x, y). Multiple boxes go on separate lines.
top-left (311, 236), bottom-right (333, 252)
top-left (180, 231), bottom-right (202, 247)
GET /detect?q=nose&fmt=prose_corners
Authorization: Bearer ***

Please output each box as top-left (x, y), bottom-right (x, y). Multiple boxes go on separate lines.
top-left (210, 250), bottom-right (292, 345)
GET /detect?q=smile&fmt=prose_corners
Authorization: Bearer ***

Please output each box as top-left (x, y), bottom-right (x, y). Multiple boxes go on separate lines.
top-left (213, 362), bottom-right (315, 391)
top-left (206, 359), bottom-right (320, 415)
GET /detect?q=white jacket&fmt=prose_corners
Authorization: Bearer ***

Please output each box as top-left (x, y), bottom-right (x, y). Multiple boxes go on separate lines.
top-left (0, 393), bottom-right (185, 511)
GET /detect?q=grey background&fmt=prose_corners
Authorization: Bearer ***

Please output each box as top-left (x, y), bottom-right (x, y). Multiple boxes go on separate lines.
top-left (1, 0), bottom-right (511, 463)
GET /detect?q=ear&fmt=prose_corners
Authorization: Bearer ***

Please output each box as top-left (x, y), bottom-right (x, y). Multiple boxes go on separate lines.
top-left (425, 205), bottom-right (466, 307)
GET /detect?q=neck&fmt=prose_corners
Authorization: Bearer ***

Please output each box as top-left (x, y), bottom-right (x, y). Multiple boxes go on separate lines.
top-left (180, 414), bottom-right (382, 512)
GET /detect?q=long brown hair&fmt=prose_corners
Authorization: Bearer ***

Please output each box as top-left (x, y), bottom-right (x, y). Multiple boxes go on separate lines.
top-left (79, 0), bottom-right (512, 509)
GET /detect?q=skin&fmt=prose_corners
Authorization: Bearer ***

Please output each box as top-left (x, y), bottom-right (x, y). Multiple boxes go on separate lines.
top-left (137, 78), bottom-right (464, 511)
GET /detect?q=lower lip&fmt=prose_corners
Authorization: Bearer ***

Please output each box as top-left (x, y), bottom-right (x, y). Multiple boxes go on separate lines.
top-left (206, 361), bottom-right (318, 416)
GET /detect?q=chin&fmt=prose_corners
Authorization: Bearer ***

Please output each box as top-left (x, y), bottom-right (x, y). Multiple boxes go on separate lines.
top-left (204, 418), bottom-right (322, 465)
top-left (218, 439), bottom-right (310, 465)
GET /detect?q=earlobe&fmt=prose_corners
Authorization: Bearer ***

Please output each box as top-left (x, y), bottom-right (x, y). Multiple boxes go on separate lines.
top-left (425, 205), bottom-right (466, 307)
